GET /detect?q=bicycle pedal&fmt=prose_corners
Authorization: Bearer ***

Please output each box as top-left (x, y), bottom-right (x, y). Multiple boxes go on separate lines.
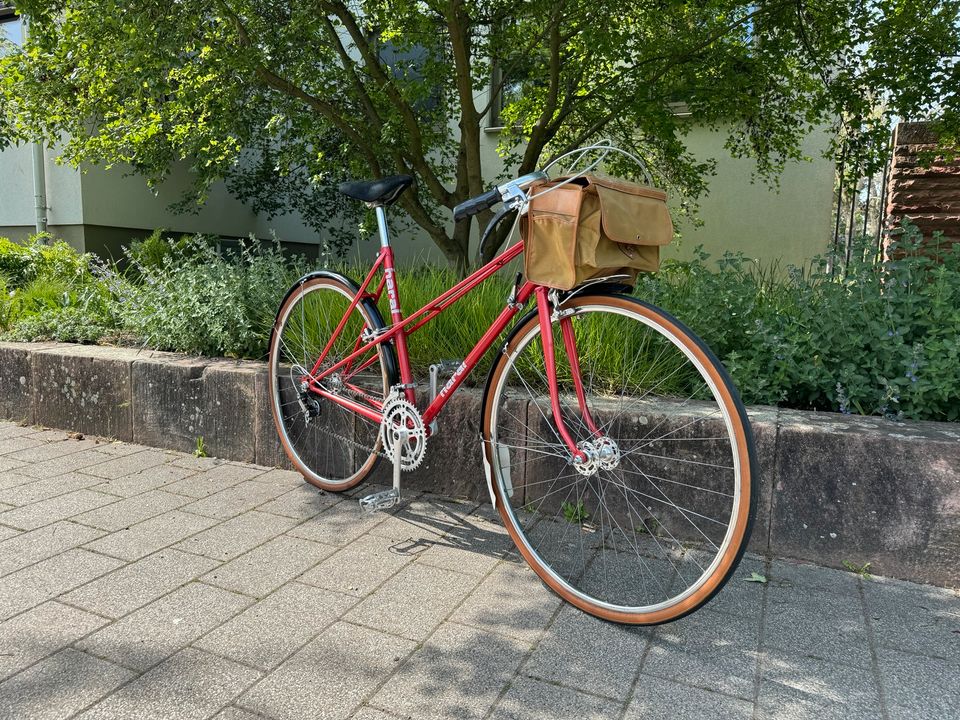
top-left (358, 489), bottom-right (400, 514)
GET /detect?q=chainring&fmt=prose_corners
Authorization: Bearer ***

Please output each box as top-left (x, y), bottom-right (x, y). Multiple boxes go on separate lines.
top-left (379, 392), bottom-right (427, 471)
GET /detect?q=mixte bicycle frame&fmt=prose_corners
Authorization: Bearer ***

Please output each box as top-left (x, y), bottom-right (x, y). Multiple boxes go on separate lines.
top-left (301, 206), bottom-right (592, 463)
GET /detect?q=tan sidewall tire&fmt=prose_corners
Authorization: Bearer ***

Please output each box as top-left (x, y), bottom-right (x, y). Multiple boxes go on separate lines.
top-left (482, 294), bottom-right (755, 625)
top-left (268, 277), bottom-right (386, 492)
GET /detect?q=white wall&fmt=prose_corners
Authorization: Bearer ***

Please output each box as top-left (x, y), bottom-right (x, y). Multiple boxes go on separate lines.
top-left (79, 160), bottom-right (258, 237)
top-left (0, 143), bottom-right (84, 227)
top-left (1, 125), bottom-right (835, 272)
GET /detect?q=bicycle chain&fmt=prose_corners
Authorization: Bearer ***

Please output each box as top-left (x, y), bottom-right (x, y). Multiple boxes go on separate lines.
top-left (312, 418), bottom-right (396, 462)
top-left (307, 395), bottom-right (425, 465)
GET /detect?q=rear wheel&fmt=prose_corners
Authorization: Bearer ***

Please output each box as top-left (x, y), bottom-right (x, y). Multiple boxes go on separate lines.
top-left (482, 294), bottom-right (756, 624)
top-left (268, 275), bottom-right (394, 491)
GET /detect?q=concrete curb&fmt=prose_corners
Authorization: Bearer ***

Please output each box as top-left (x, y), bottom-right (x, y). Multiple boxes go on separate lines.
top-left (1, 341), bottom-right (958, 587)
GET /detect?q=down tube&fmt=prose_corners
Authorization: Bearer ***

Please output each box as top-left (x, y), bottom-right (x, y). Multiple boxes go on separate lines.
top-left (421, 282), bottom-right (536, 426)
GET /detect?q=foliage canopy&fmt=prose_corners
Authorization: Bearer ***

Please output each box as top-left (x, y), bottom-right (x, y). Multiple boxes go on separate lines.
top-left (1, 1), bottom-right (959, 268)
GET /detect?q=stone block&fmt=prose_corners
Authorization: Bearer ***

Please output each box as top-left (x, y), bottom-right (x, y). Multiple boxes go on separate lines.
top-left (254, 365), bottom-right (360, 478)
top-left (194, 582), bottom-right (355, 670)
top-left (0, 549), bottom-right (124, 621)
top-left (745, 406), bottom-right (778, 555)
top-left (894, 121), bottom-right (941, 146)
top-left (626, 678), bottom-right (754, 720)
top-left (0, 470), bottom-right (107, 506)
top-left (182, 480), bottom-right (288, 520)
top-left (61, 548), bottom-right (219, 618)
top-left (201, 361), bottom-right (258, 463)
top-left (132, 355), bottom-right (211, 454)
top-left (0, 648), bottom-right (134, 720)
top-left (763, 582), bottom-right (872, 668)
top-left (449, 560), bottom-right (562, 645)
top-left (344, 562), bottom-right (481, 641)
top-left (79, 448), bottom-right (172, 480)
top-left (82, 510), bottom-right (219, 561)
top-left (491, 675), bottom-right (622, 720)
top-left (404, 389), bottom-right (488, 501)
top-left (173, 510), bottom-right (298, 561)
top-left (371, 622), bottom-right (529, 720)
top-left (642, 608), bottom-right (759, 701)
top-left (253, 368), bottom-right (293, 470)
top-left (77, 582), bottom-right (252, 672)
top-left (162, 462), bottom-right (265, 498)
top-left (77, 647), bottom-right (261, 720)
top-left (238, 621), bottom-right (414, 720)
top-left (297, 533), bottom-right (416, 597)
top-left (287, 498), bottom-right (388, 548)
top-left (31, 344), bottom-right (139, 441)
top-left (757, 649), bottom-right (883, 720)
top-left (0, 342), bottom-right (43, 423)
top-left (201, 534), bottom-right (334, 598)
top-left (861, 576), bottom-right (960, 659)
top-left (768, 410), bottom-right (960, 585)
top-left (0, 601), bottom-right (109, 680)
top-left (72, 489), bottom-right (190, 531)
top-left (876, 647), bottom-right (960, 719)
top-left (0, 489), bottom-right (119, 531)
top-left (255, 482), bottom-right (337, 520)
top-left (526, 604), bottom-right (650, 700)
top-left (0, 520), bottom-right (104, 576)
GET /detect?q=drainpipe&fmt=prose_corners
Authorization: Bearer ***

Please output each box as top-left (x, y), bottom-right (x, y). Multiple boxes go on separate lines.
top-left (31, 143), bottom-right (47, 235)
top-left (20, 15), bottom-right (48, 235)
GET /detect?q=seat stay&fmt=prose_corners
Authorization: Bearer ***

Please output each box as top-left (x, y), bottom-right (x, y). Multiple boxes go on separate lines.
top-left (310, 250), bottom-right (387, 376)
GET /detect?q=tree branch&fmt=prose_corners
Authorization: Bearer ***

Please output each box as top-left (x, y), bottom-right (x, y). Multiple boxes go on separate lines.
top-left (218, 2), bottom-right (384, 174)
top-left (320, 16), bottom-right (386, 136)
top-left (521, 5), bottom-right (563, 171)
top-left (322, 0), bottom-right (452, 206)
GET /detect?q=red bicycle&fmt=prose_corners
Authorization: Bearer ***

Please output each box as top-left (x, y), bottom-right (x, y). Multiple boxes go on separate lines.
top-left (268, 162), bottom-right (757, 625)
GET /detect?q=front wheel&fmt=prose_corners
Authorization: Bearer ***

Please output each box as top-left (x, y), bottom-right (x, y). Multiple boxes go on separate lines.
top-left (481, 294), bottom-right (756, 625)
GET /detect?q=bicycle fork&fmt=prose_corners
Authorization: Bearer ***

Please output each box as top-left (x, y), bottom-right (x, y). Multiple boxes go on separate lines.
top-left (534, 287), bottom-right (602, 464)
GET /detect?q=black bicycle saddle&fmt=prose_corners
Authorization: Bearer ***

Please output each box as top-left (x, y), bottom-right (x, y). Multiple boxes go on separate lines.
top-left (337, 175), bottom-right (414, 207)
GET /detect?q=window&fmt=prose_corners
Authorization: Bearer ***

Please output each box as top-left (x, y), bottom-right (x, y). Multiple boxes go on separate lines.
top-left (488, 54), bottom-right (544, 129)
top-left (0, 9), bottom-right (23, 54)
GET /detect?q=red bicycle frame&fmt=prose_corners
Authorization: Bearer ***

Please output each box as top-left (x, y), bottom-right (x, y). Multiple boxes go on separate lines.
top-left (302, 238), bottom-right (596, 459)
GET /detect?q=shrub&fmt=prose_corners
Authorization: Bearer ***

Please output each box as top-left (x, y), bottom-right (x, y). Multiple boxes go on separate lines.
top-left (5, 306), bottom-right (111, 344)
top-left (115, 237), bottom-right (305, 358)
top-left (0, 235), bottom-right (114, 339)
top-left (0, 235), bottom-right (90, 288)
top-left (3, 225), bottom-right (958, 422)
top-left (640, 224), bottom-right (960, 421)
top-left (124, 229), bottom-right (215, 277)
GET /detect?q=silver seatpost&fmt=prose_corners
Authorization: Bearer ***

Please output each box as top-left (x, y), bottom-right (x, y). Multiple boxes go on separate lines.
top-left (375, 206), bottom-right (391, 248)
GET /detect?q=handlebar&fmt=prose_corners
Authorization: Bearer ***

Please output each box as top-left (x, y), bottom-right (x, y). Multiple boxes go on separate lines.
top-left (452, 170), bottom-right (549, 222)
top-left (453, 187), bottom-right (501, 222)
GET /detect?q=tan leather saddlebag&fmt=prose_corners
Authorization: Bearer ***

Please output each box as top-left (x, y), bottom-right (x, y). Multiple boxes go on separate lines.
top-left (522, 174), bottom-right (673, 290)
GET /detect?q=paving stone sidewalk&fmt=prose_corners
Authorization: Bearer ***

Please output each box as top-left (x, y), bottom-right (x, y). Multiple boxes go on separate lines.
top-left (0, 420), bottom-right (957, 720)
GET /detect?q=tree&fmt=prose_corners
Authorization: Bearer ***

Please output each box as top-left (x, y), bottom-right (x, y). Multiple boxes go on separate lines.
top-left (1, 1), bottom-right (958, 271)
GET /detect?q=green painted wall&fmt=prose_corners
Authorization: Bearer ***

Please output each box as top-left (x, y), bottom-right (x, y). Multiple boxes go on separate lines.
top-left (2, 124), bottom-right (835, 270)
top-left (664, 124), bottom-right (836, 269)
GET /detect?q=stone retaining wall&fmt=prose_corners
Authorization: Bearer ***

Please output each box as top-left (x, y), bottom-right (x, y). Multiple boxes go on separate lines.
top-left (1, 341), bottom-right (958, 587)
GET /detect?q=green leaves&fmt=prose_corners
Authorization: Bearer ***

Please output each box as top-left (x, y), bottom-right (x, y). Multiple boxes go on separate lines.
top-left (3, 1), bottom-right (959, 269)
top-left (561, 500), bottom-right (590, 525)
top-left (640, 221), bottom-right (960, 422)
